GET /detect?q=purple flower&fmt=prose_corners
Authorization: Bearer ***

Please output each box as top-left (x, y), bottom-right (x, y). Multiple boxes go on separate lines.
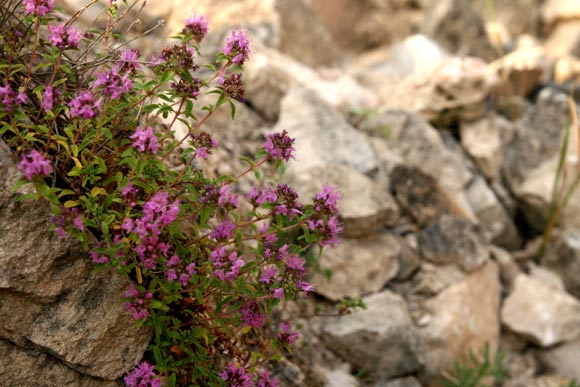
top-left (124, 362), bottom-right (163, 387)
top-left (219, 363), bottom-right (254, 387)
top-left (48, 24), bottom-right (81, 50)
top-left (218, 73), bottom-right (244, 101)
top-left (256, 371), bottom-right (280, 387)
top-left (240, 301), bottom-right (265, 328)
top-left (190, 131), bottom-right (218, 159)
top-left (166, 254), bottom-right (179, 267)
top-left (18, 150), bottom-right (52, 180)
top-left (94, 65), bottom-right (132, 99)
top-left (130, 126), bottom-right (159, 154)
top-left (182, 13), bottom-right (209, 43)
top-left (285, 255), bottom-right (305, 274)
top-left (23, 0), bottom-right (54, 16)
top-left (278, 322), bottom-right (299, 345)
top-left (314, 185), bottom-right (341, 215)
top-left (119, 49), bottom-right (141, 73)
top-left (210, 220), bottom-right (236, 240)
top-left (264, 130), bottom-right (295, 162)
top-left (0, 84), bottom-right (27, 111)
top-left (260, 265), bottom-right (279, 284)
top-left (297, 280), bottom-right (315, 297)
top-left (166, 269), bottom-right (178, 282)
top-left (179, 273), bottom-right (191, 286)
top-left (217, 184), bottom-right (238, 209)
top-left (221, 29), bottom-right (251, 65)
top-left (274, 184), bottom-right (301, 220)
top-left (214, 251), bottom-right (244, 282)
top-left (124, 287), bottom-right (152, 320)
top-left (41, 86), bottom-right (60, 113)
top-left (272, 288), bottom-right (284, 299)
top-left (68, 90), bottom-right (102, 119)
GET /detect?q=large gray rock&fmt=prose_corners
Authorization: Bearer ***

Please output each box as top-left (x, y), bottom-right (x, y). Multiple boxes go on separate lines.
top-left (0, 140), bottom-right (150, 381)
top-left (292, 164), bottom-right (399, 238)
top-left (501, 274), bottom-right (580, 347)
top-left (417, 215), bottom-right (490, 272)
top-left (0, 339), bottom-right (119, 387)
top-left (419, 262), bottom-right (501, 384)
top-left (320, 290), bottom-right (423, 380)
top-left (273, 87), bottom-right (378, 176)
top-left (312, 233), bottom-right (401, 301)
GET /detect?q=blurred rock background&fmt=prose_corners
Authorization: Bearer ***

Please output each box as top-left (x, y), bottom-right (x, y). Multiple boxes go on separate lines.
top-left (4, 0), bottom-right (580, 386)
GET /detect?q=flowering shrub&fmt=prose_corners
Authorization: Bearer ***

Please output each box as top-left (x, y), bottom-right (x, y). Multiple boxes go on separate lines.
top-left (0, 1), bottom-right (341, 386)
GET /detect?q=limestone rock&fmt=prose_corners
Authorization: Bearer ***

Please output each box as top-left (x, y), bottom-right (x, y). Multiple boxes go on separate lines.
top-left (273, 87), bottom-right (377, 176)
top-left (538, 337), bottom-right (580, 381)
top-left (245, 45), bottom-right (376, 122)
top-left (312, 234), bottom-right (401, 301)
top-left (411, 262), bottom-right (467, 297)
top-left (0, 339), bottom-right (119, 387)
top-left (545, 21), bottom-right (580, 59)
top-left (460, 114), bottom-right (514, 182)
top-left (541, 231), bottom-right (580, 298)
top-left (292, 164), bottom-right (399, 238)
top-left (543, 0), bottom-right (580, 26)
top-left (320, 290), bottom-right (422, 380)
top-left (417, 215), bottom-right (490, 272)
top-left (419, 262), bottom-right (501, 383)
top-left (501, 274), bottom-right (580, 347)
top-left (421, 0), bottom-right (496, 61)
top-left (311, 0), bottom-right (423, 52)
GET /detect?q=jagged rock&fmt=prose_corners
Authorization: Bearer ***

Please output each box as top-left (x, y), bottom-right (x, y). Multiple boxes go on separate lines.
top-left (490, 38), bottom-right (546, 98)
top-left (419, 262), bottom-right (501, 384)
top-left (318, 366), bottom-right (359, 387)
top-left (396, 236), bottom-right (422, 281)
top-left (320, 290), bottom-right (422, 380)
top-left (412, 262), bottom-right (467, 297)
top-left (417, 215), bottom-right (490, 272)
top-left (273, 87), bottom-right (378, 176)
top-left (537, 337), bottom-right (580, 381)
top-left (311, 0), bottom-right (423, 52)
top-left (0, 339), bottom-right (119, 387)
top-left (490, 246), bottom-right (522, 291)
top-left (502, 87), bottom-right (580, 231)
top-left (292, 164), bottom-right (398, 238)
top-left (460, 114), bottom-right (514, 182)
top-left (542, 0), bottom-right (580, 27)
top-left (0, 140), bottom-right (150, 380)
top-left (374, 376), bottom-right (423, 387)
top-left (373, 58), bottom-right (497, 124)
top-left (312, 233), bottom-right (401, 301)
top-left (245, 44), bottom-right (376, 122)
top-left (501, 274), bottom-right (580, 347)
top-left (465, 175), bottom-right (521, 250)
top-left (421, 0), bottom-right (497, 61)
top-left (528, 263), bottom-right (565, 290)
top-left (390, 165), bottom-right (472, 227)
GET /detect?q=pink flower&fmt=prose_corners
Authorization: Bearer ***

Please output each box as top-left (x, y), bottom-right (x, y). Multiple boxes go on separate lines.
top-left (240, 301), bottom-right (265, 328)
top-left (182, 13), bottom-right (209, 43)
top-left (18, 150), bottom-right (52, 180)
top-left (68, 90), bottom-right (102, 118)
top-left (221, 29), bottom-right (251, 65)
top-left (124, 362), bottom-right (163, 387)
top-left (264, 130), bottom-right (295, 162)
top-left (130, 126), bottom-right (159, 154)
top-left (48, 24), bottom-right (81, 50)
top-left (23, 0), bottom-right (54, 16)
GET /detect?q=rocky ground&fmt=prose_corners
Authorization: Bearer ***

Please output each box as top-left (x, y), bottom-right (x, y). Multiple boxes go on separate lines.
top-left (3, 0), bottom-right (580, 386)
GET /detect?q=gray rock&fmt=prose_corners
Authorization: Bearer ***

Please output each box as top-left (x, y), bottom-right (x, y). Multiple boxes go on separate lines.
top-left (417, 215), bottom-right (490, 272)
top-left (312, 233), bottom-right (401, 301)
top-left (390, 165), bottom-right (472, 227)
top-left (419, 262), bottom-right (501, 383)
top-left (292, 164), bottom-right (399, 238)
top-left (411, 262), bottom-right (467, 297)
top-left (501, 274), bottom-right (580, 347)
top-left (0, 339), bottom-right (120, 387)
top-left (320, 290), bottom-right (422, 380)
top-left (273, 87), bottom-right (378, 176)
top-left (421, 0), bottom-right (496, 61)
top-left (537, 337), bottom-right (580, 381)
top-left (542, 231), bottom-right (580, 298)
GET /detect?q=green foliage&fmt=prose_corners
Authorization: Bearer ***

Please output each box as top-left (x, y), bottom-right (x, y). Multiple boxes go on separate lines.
top-left (439, 343), bottom-right (508, 387)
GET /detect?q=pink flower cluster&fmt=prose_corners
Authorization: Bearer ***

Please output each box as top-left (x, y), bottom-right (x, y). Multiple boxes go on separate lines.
top-left (124, 284), bottom-right (153, 320)
top-left (124, 362), bottom-right (162, 387)
top-left (130, 126), bottom-right (159, 154)
top-left (18, 150), bottom-right (52, 180)
top-left (221, 30), bottom-right (251, 65)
